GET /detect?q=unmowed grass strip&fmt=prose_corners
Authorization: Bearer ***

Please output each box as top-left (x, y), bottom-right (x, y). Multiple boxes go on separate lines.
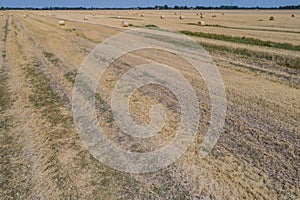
top-left (0, 68), bottom-right (16, 198)
top-left (144, 24), bottom-right (158, 28)
top-left (23, 61), bottom-right (80, 197)
top-left (202, 43), bottom-right (300, 69)
top-left (0, 69), bottom-right (11, 112)
top-left (3, 16), bottom-right (9, 42)
top-left (1, 17), bottom-right (9, 59)
top-left (180, 30), bottom-right (300, 52)
top-left (108, 17), bottom-right (142, 21)
top-left (25, 62), bottom-right (66, 125)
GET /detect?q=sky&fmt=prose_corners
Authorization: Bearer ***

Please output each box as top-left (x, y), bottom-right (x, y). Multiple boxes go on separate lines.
top-left (1, 0), bottom-right (299, 8)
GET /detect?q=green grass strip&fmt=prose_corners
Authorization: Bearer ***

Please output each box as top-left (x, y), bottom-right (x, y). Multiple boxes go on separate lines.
top-left (180, 30), bottom-right (300, 52)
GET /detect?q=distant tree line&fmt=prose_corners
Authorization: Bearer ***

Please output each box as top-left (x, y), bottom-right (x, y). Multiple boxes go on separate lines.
top-left (0, 4), bottom-right (300, 10)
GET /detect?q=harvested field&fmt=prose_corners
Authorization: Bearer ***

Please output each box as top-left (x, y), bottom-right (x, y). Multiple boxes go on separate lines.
top-left (0, 9), bottom-right (299, 199)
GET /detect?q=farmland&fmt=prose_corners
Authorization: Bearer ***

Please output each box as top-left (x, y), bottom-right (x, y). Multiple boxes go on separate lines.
top-left (0, 9), bottom-right (299, 199)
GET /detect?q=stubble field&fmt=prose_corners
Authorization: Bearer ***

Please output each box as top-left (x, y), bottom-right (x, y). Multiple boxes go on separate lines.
top-left (0, 9), bottom-right (299, 199)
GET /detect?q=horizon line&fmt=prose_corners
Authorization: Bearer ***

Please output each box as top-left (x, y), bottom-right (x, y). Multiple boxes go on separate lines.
top-left (1, 4), bottom-right (300, 10)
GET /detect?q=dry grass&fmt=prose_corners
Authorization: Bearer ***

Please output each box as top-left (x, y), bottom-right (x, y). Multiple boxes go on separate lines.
top-left (0, 10), bottom-right (299, 199)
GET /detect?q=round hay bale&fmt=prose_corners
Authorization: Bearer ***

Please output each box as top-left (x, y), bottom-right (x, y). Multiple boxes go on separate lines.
top-left (179, 16), bottom-right (184, 20)
top-left (175, 12), bottom-right (178, 15)
top-left (196, 13), bottom-right (199, 16)
top-left (198, 21), bottom-right (205, 26)
top-left (200, 14), bottom-right (205, 18)
top-left (117, 16), bottom-right (121, 19)
top-left (23, 14), bottom-right (27, 18)
top-left (160, 15), bottom-right (165, 19)
top-left (0, 13), bottom-right (3, 16)
top-left (222, 13), bottom-right (225, 15)
top-left (212, 15), bottom-right (217, 18)
top-left (291, 14), bottom-right (295, 17)
top-left (269, 16), bottom-right (275, 21)
top-left (58, 20), bottom-right (65, 26)
top-left (84, 16), bottom-right (88, 20)
top-left (122, 21), bottom-right (129, 27)
top-left (141, 14), bottom-right (144, 17)
top-left (10, 13), bottom-right (13, 16)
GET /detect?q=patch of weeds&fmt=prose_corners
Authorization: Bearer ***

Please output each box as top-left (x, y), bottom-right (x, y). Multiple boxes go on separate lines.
top-left (130, 144), bottom-right (145, 153)
top-left (144, 24), bottom-right (158, 28)
top-left (3, 17), bottom-right (9, 42)
top-left (2, 50), bottom-right (6, 59)
top-left (188, 23), bottom-right (226, 28)
top-left (180, 30), bottom-right (300, 52)
top-left (75, 32), bottom-right (97, 43)
top-left (0, 118), bottom-right (12, 130)
top-left (64, 70), bottom-right (77, 84)
top-left (100, 178), bottom-right (110, 188)
top-left (109, 17), bottom-right (142, 21)
top-left (200, 146), bottom-right (212, 155)
top-left (128, 24), bottom-right (141, 28)
top-left (43, 51), bottom-right (61, 67)
top-left (65, 28), bottom-right (76, 32)
top-left (43, 51), bottom-right (54, 59)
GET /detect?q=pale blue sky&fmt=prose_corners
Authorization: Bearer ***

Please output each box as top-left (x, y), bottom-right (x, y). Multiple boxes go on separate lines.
top-left (1, 0), bottom-right (299, 8)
